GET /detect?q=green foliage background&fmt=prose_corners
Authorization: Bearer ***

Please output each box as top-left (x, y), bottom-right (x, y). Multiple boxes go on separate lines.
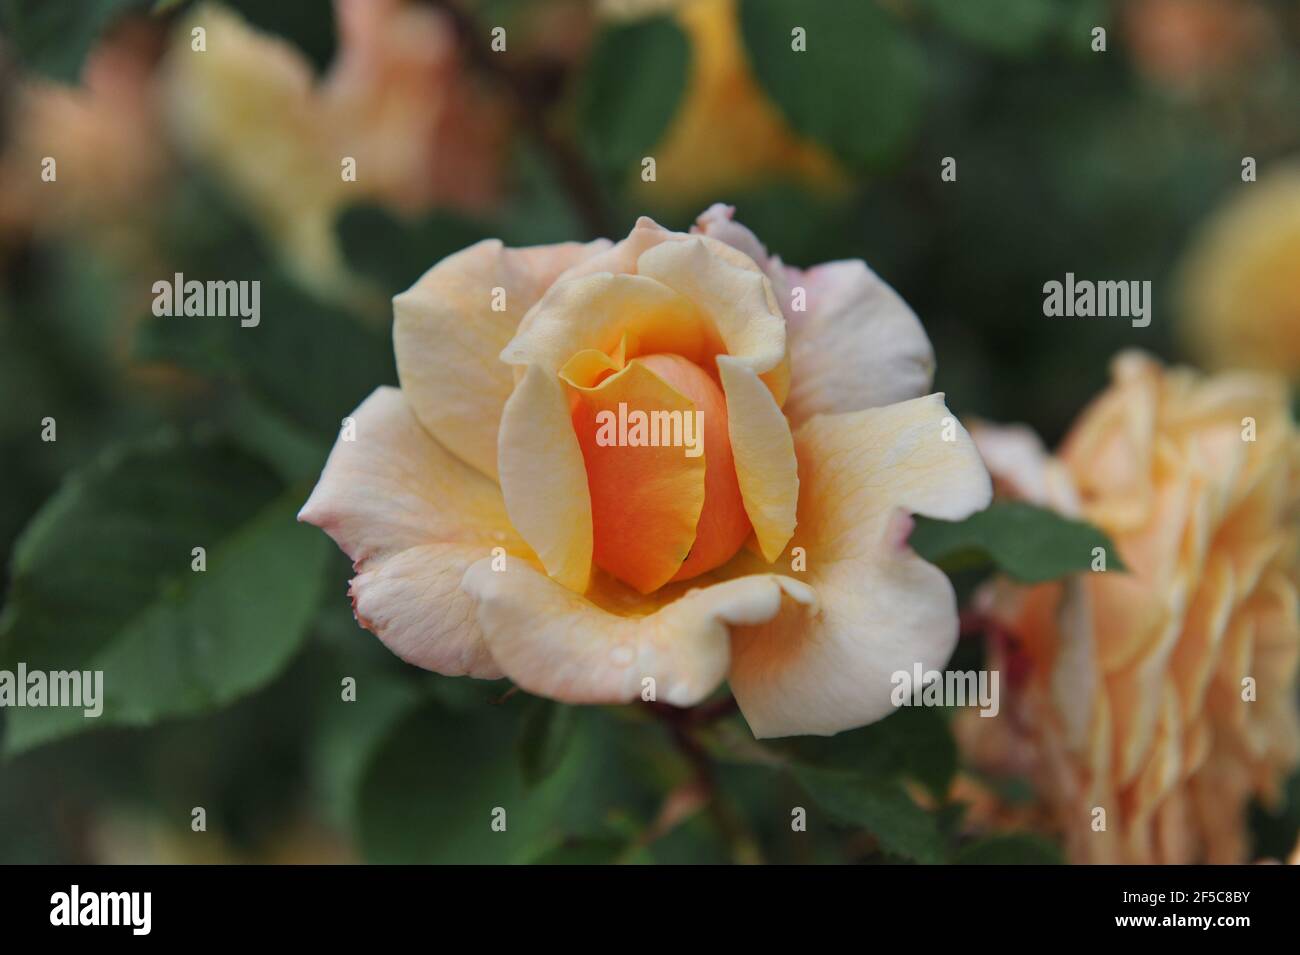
top-left (0, 0), bottom-right (1298, 863)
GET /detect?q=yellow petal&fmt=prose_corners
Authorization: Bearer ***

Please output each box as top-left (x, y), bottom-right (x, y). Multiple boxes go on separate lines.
top-left (716, 356), bottom-right (798, 560)
top-left (461, 558), bottom-right (814, 706)
top-left (299, 387), bottom-right (530, 677)
top-left (163, 4), bottom-right (345, 287)
top-left (636, 235), bottom-right (789, 403)
top-left (497, 364), bottom-right (593, 593)
top-left (634, 0), bottom-right (846, 203)
top-left (502, 271), bottom-right (719, 373)
top-left (394, 237), bottom-right (611, 480)
top-left (727, 394), bottom-right (993, 737)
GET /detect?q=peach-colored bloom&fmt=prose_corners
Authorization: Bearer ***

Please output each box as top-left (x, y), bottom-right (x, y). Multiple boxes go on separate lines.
top-left (162, 1), bottom-right (506, 287)
top-left (0, 18), bottom-right (169, 254)
top-left (968, 352), bottom-right (1300, 862)
top-left (300, 204), bottom-right (990, 738)
top-left (1178, 163), bottom-right (1300, 380)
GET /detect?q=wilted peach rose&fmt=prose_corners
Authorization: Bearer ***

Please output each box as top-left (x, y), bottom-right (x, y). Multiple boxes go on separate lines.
top-left (300, 204), bottom-right (990, 738)
top-left (602, 0), bottom-right (844, 204)
top-left (967, 352), bottom-right (1300, 863)
top-left (1178, 164), bottom-right (1300, 380)
top-left (162, 1), bottom-right (505, 287)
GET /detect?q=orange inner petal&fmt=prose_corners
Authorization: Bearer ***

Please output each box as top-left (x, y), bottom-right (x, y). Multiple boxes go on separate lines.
top-left (644, 354), bottom-right (752, 583)
top-left (568, 350), bottom-right (750, 594)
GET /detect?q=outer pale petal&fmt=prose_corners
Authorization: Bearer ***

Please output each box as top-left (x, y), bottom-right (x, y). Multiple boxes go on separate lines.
top-left (693, 203), bottom-right (933, 426)
top-left (727, 394), bottom-right (993, 737)
top-left (299, 386), bottom-right (528, 677)
top-left (969, 420), bottom-right (1083, 516)
top-left (393, 237), bottom-right (610, 480)
top-left (461, 559), bottom-right (815, 706)
top-left (497, 364), bottom-right (593, 593)
top-left (780, 261), bottom-right (935, 427)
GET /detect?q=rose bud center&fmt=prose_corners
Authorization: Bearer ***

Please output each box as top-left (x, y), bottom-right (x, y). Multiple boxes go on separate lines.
top-left (569, 351), bottom-right (751, 593)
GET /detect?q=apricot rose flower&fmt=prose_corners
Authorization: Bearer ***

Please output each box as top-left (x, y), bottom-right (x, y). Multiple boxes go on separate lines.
top-left (967, 352), bottom-right (1300, 862)
top-left (300, 205), bottom-right (991, 738)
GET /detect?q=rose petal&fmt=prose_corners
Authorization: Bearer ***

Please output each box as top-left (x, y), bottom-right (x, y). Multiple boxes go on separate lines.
top-left (393, 237), bottom-right (610, 480)
top-left (461, 559), bottom-right (814, 706)
top-left (299, 386), bottom-right (527, 677)
top-left (778, 261), bottom-right (935, 427)
top-left (636, 235), bottom-right (789, 402)
top-left (502, 271), bottom-right (717, 373)
top-left (727, 394), bottom-right (993, 738)
top-left (497, 364), bottom-right (594, 594)
top-left (969, 419), bottom-right (1083, 516)
top-left (716, 355), bottom-right (798, 561)
top-left (693, 205), bottom-right (933, 426)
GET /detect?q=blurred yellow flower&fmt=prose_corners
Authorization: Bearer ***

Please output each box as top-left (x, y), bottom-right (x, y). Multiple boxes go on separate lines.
top-left (1178, 164), bottom-right (1300, 379)
top-left (604, 0), bottom-right (845, 203)
top-left (968, 352), bottom-right (1300, 863)
top-left (162, 1), bottom-right (506, 290)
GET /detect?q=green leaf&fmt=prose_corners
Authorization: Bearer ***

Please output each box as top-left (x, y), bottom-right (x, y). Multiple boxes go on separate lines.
top-left (136, 273), bottom-right (395, 444)
top-left (910, 501), bottom-right (1125, 583)
top-left (0, 432), bottom-right (329, 754)
top-left (309, 663), bottom-right (424, 833)
top-left (794, 768), bottom-right (946, 864)
top-left (527, 837), bottom-right (643, 865)
top-left (773, 707), bottom-right (957, 800)
top-left (954, 833), bottom-right (1064, 864)
top-left (739, 0), bottom-right (925, 169)
top-left (1249, 767), bottom-right (1300, 861)
top-left (921, 0), bottom-right (1058, 58)
top-left (517, 697), bottom-right (580, 788)
top-left (578, 16), bottom-right (690, 178)
top-left (0, 0), bottom-right (149, 82)
top-left (356, 699), bottom-right (582, 863)
top-left (356, 700), bottom-right (664, 863)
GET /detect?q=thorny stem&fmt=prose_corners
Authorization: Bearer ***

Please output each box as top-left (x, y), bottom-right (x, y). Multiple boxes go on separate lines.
top-left (430, 0), bottom-right (615, 239)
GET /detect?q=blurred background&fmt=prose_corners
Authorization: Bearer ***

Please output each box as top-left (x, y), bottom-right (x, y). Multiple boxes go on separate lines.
top-left (0, 0), bottom-right (1298, 863)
